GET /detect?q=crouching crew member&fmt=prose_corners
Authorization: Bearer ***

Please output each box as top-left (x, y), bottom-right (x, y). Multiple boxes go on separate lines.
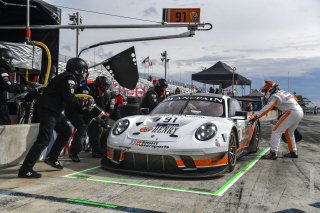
top-left (87, 76), bottom-right (113, 158)
top-left (18, 58), bottom-right (90, 178)
top-left (66, 76), bottom-right (111, 161)
top-left (250, 80), bottom-right (303, 160)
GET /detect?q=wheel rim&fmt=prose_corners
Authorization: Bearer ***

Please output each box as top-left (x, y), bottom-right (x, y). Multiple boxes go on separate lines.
top-left (229, 134), bottom-right (237, 166)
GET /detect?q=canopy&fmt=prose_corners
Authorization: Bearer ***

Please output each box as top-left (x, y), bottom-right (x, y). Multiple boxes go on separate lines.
top-left (0, 0), bottom-right (60, 76)
top-left (192, 61), bottom-right (251, 88)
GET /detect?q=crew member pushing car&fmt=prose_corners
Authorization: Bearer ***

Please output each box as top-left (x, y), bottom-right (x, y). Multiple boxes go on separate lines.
top-left (250, 80), bottom-right (303, 160)
top-left (18, 58), bottom-right (91, 178)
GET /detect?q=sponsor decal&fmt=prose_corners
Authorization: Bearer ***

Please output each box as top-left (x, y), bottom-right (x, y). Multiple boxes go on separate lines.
top-left (166, 96), bottom-right (223, 103)
top-left (129, 140), bottom-right (169, 149)
top-left (139, 126), bottom-right (153, 132)
top-left (151, 125), bottom-right (178, 135)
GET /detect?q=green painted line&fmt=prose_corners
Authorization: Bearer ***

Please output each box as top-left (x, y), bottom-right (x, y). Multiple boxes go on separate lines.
top-left (86, 177), bottom-right (217, 196)
top-left (214, 147), bottom-right (270, 196)
top-left (64, 148), bottom-right (269, 196)
top-left (66, 198), bottom-right (118, 208)
top-left (62, 166), bottom-right (100, 178)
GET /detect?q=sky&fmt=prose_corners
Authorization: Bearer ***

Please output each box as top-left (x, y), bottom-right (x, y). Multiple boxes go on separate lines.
top-left (45, 0), bottom-right (320, 106)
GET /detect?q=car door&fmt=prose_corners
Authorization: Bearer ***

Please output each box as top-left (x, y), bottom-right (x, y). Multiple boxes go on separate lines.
top-left (229, 99), bottom-right (248, 148)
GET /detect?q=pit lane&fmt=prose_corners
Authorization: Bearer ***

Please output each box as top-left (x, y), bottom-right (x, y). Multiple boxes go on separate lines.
top-left (1, 115), bottom-right (320, 212)
top-left (63, 147), bottom-right (269, 197)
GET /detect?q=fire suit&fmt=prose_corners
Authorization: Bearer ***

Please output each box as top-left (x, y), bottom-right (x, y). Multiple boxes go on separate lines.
top-left (20, 72), bottom-right (82, 170)
top-left (256, 90), bottom-right (303, 152)
top-left (140, 88), bottom-right (162, 111)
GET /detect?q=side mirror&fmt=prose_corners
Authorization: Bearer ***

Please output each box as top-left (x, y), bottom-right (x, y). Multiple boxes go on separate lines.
top-left (231, 111), bottom-right (248, 120)
top-left (140, 108), bottom-right (150, 115)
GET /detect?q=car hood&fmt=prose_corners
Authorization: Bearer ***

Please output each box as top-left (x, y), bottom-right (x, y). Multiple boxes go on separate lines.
top-left (121, 114), bottom-right (229, 143)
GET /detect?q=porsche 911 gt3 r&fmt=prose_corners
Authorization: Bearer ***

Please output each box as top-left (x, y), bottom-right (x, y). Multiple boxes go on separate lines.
top-left (101, 93), bottom-right (261, 177)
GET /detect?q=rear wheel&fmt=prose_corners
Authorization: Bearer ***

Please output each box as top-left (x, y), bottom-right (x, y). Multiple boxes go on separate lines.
top-left (248, 124), bottom-right (261, 153)
top-left (227, 131), bottom-right (237, 172)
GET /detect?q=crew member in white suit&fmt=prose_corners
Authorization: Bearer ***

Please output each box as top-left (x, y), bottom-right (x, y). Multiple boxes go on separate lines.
top-left (250, 80), bottom-right (303, 160)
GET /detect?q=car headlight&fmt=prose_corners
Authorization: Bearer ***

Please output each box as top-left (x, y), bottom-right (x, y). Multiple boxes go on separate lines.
top-left (195, 122), bottom-right (217, 141)
top-left (112, 119), bottom-right (130, 135)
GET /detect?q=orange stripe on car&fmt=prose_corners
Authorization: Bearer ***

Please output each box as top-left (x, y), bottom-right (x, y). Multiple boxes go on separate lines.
top-left (194, 155), bottom-right (228, 167)
top-left (119, 151), bottom-right (126, 161)
top-left (176, 160), bottom-right (185, 167)
top-left (247, 123), bottom-right (255, 145)
top-left (285, 129), bottom-right (294, 152)
top-left (107, 150), bottom-right (113, 159)
top-left (273, 111), bottom-right (291, 131)
top-left (237, 143), bottom-right (247, 151)
top-left (259, 99), bottom-right (279, 118)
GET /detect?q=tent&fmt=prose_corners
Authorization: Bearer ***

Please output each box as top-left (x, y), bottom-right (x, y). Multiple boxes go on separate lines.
top-left (191, 61), bottom-right (251, 89)
top-left (0, 0), bottom-right (61, 77)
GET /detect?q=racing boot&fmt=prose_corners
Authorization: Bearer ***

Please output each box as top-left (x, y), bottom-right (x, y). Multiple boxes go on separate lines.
top-left (283, 151), bottom-right (298, 158)
top-left (262, 150), bottom-right (277, 160)
top-left (44, 157), bottom-right (64, 170)
top-left (69, 154), bottom-right (80, 162)
top-left (18, 169), bottom-right (42, 178)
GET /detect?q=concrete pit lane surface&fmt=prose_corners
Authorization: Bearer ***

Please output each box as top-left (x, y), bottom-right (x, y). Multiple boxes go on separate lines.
top-left (0, 115), bottom-right (320, 213)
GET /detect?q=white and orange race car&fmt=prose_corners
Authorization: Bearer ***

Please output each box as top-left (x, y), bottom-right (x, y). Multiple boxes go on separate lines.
top-left (101, 93), bottom-right (261, 177)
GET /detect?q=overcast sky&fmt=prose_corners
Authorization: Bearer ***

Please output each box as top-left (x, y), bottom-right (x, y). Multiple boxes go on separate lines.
top-left (45, 0), bottom-right (320, 106)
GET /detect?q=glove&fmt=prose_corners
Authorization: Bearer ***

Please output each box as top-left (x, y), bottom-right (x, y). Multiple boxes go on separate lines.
top-left (96, 112), bottom-right (110, 129)
top-left (249, 115), bottom-right (259, 124)
top-left (100, 112), bottom-right (110, 121)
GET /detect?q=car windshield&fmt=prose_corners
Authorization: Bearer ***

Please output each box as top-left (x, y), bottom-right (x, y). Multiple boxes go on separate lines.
top-left (151, 98), bottom-right (225, 117)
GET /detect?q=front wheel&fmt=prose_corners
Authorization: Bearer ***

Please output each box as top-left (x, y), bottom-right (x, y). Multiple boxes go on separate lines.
top-left (227, 131), bottom-right (237, 172)
top-left (248, 123), bottom-right (261, 153)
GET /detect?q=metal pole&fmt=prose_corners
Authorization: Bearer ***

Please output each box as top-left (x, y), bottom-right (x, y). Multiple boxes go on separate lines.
top-left (76, 12), bottom-right (80, 57)
top-left (26, 0), bottom-right (30, 41)
top-left (0, 23), bottom-right (211, 30)
top-left (79, 31), bottom-right (191, 57)
top-left (232, 67), bottom-right (236, 96)
top-left (164, 51), bottom-right (167, 80)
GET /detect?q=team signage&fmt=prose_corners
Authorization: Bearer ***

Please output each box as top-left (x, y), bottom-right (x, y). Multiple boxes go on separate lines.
top-left (162, 8), bottom-right (201, 23)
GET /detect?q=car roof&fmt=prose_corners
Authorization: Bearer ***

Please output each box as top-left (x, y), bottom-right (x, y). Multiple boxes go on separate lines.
top-left (170, 93), bottom-right (228, 99)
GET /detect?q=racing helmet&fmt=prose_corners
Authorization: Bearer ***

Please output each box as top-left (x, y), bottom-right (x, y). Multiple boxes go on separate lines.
top-left (0, 47), bottom-right (14, 71)
top-left (66, 57), bottom-right (89, 83)
top-left (155, 78), bottom-right (168, 94)
top-left (261, 80), bottom-right (278, 100)
top-left (94, 76), bottom-right (111, 92)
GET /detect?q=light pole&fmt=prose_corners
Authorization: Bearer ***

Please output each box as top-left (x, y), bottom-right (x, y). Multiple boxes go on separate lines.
top-left (69, 12), bottom-right (82, 57)
top-left (161, 51), bottom-right (170, 80)
top-left (232, 67), bottom-right (236, 96)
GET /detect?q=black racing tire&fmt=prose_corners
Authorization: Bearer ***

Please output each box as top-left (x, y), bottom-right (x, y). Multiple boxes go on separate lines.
top-left (248, 123), bottom-right (261, 153)
top-left (227, 131), bottom-right (237, 172)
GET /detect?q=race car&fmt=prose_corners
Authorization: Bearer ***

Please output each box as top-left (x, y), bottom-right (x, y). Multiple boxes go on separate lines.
top-left (101, 93), bottom-right (261, 177)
